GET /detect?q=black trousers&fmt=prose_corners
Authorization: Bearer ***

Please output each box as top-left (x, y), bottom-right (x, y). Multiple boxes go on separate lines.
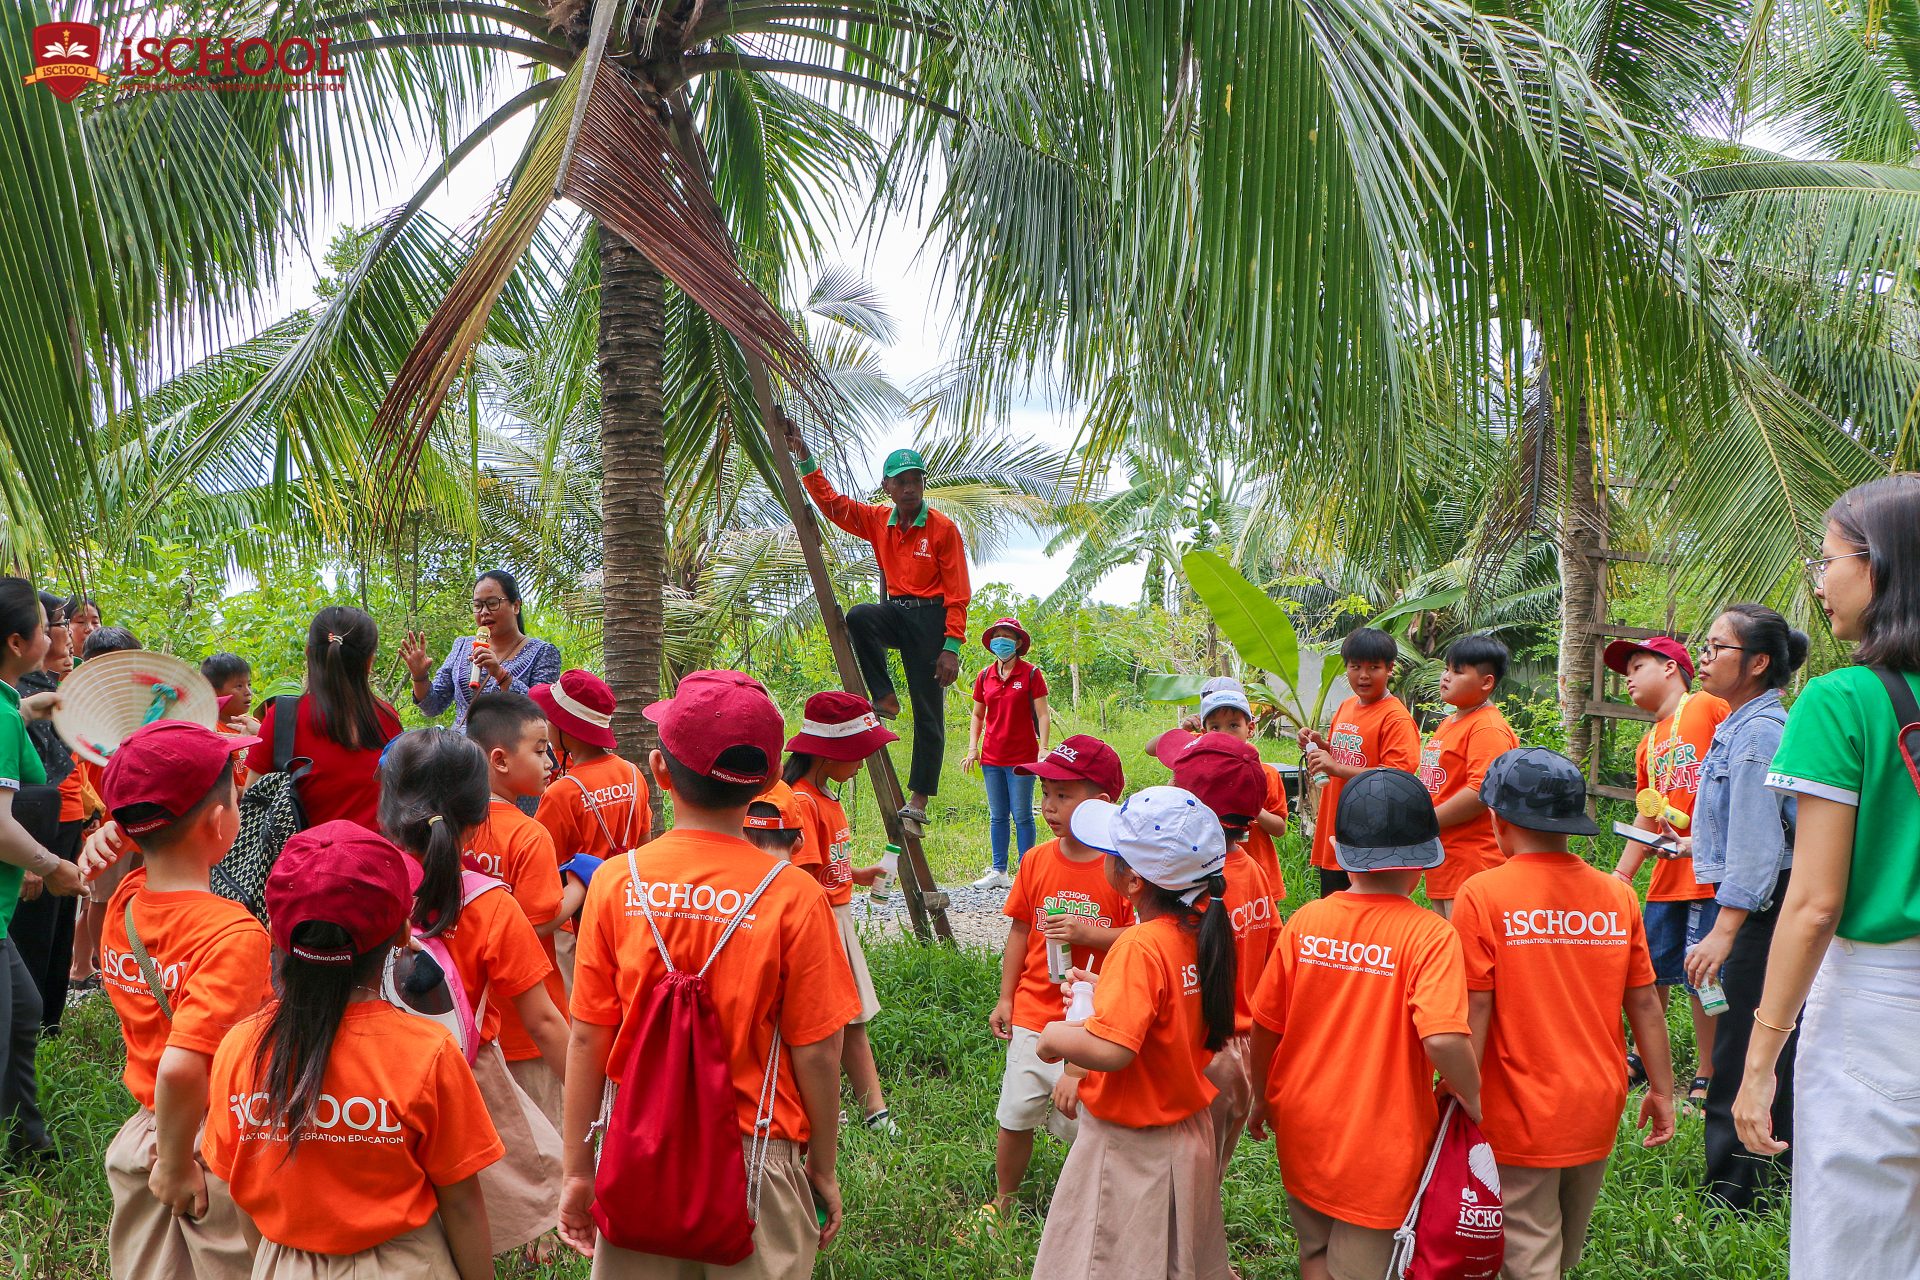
top-left (1704, 869), bottom-right (1796, 1211)
top-left (1318, 867), bottom-right (1351, 898)
top-left (0, 937), bottom-right (48, 1152)
top-left (9, 819), bottom-right (81, 1034)
top-left (846, 598), bottom-right (948, 798)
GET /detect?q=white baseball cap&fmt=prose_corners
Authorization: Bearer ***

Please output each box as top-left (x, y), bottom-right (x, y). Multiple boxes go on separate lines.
top-left (1198, 676), bottom-right (1253, 721)
top-left (1069, 785), bottom-right (1228, 905)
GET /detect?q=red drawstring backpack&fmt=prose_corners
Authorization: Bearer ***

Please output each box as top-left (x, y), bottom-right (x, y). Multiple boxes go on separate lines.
top-left (1390, 1099), bottom-right (1505, 1280)
top-left (589, 853), bottom-right (790, 1263)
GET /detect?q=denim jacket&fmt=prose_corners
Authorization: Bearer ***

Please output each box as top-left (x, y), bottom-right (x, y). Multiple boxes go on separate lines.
top-left (1692, 689), bottom-right (1795, 912)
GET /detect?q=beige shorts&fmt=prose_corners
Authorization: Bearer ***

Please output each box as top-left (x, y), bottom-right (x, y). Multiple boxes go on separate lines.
top-left (105, 1108), bottom-right (255, 1280)
top-left (590, 1138), bottom-right (816, 1280)
top-left (1499, 1159), bottom-right (1608, 1280)
top-left (254, 1219), bottom-right (458, 1279)
top-left (505, 1055), bottom-right (564, 1130)
top-left (995, 1026), bottom-right (1077, 1141)
top-left (1032, 1110), bottom-right (1227, 1280)
top-left (1203, 1033), bottom-right (1252, 1176)
top-left (471, 1041), bottom-right (562, 1252)
top-left (831, 904), bottom-right (881, 1025)
top-left (554, 928), bottom-right (577, 997)
top-left (1285, 1195), bottom-right (1397, 1280)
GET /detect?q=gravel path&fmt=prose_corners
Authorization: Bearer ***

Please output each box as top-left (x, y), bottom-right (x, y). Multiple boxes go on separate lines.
top-left (850, 880), bottom-right (1012, 953)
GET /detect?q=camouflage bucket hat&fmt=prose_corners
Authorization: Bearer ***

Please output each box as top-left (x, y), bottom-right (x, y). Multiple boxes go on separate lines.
top-left (1480, 746), bottom-right (1600, 836)
top-left (1332, 767), bottom-right (1446, 873)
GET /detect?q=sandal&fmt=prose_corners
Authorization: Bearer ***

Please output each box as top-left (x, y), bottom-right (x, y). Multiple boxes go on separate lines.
top-left (1625, 1052), bottom-right (1648, 1090)
top-left (897, 806), bottom-right (928, 838)
top-left (1684, 1075), bottom-right (1710, 1115)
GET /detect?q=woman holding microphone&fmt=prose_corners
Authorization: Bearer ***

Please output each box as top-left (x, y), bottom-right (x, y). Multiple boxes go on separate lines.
top-left (399, 569), bottom-right (561, 733)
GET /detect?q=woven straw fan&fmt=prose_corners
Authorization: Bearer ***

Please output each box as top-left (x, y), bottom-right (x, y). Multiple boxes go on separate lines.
top-left (53, 651), bottom-right (219, 766)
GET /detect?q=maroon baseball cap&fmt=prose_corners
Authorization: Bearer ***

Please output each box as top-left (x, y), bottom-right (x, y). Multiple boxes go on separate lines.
top-left (1603, 636), bottom-right (1694, 682)
top-left (529, 669), bottom-right (617, 750)
top-left (265, 821), bottom-right (411, 964)
top-left (1016, 733), bottom-right (1125, 798)
top-left (645, 669), bottom-right (784, 785)
top-left (101, 719), bottom-right (260, 836)
top-left (1155, 730), bottom-right (1267, 824)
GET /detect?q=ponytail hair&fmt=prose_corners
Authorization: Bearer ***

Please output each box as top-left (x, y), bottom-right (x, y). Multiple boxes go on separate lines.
top-left (1125, 865), bottom-right (1238, 1053)
top-left (1720, 604), bottom-right (1811, 691)
top-left (781, 751), bottom-right (817, 786)
top-left (255, 923), bottom-right (386, 1154)
top-left (378, 729), bottom-right (490, 938)
top-left (305, 606), bottom-right (384, 751)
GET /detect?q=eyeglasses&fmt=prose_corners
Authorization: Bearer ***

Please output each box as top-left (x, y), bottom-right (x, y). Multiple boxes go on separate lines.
top-left (472, 597), bottom-right (510, 614)
top-left (1696, 641), bottom-right (1751, 662)
top-left (1803, 550), bottom-right (1868, 585)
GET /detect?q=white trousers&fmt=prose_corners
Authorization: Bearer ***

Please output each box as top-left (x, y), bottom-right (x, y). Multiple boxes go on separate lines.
top-left (1793, 936), bottom-right (1920, 1279)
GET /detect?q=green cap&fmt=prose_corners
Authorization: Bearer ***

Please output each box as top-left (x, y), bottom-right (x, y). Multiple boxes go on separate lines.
top-left (882, 447), bottom-right (928, 478)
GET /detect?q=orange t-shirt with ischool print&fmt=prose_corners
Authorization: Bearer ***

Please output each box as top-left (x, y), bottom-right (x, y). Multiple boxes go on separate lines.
top-left (465, 798), bottom-right (566, 1062)
top-left (790, 778), bottom-right (855, 907)
top-left (1242, 764), bottom-right (1290, 902)
top-left (1079, 915), bottom-right (1217, 1128)
top-left (1222, 846), bottom-right (1277, 1035)
top-left (1418, 701), bottom-right (1519, 901)
top-left (1001, 837), bottom-right (1134, 1034)
top-left (1311, 694), bottom-right (1423, 871)
top-left (535, 754), bottom-right (651, 862)
top-left (1634, 692), bottom-right (1729, 902)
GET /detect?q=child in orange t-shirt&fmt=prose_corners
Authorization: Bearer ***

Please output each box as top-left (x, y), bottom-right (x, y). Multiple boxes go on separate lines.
top-left (1603, 636), bottom-right (1730, 1111)
top-left (1158, 731), bottom-right (1279, 1192)
top-left (742, 779), bottom-right (810, 862)
top-left (558, 669), bottom-right (860, 1270)
top-left (1417, 634), bottom-right (1519, 918)
top-left (97, 721), bottom-right (272, 1280)
top-left (532, 670), bottom-right (648, 990)
top-left (1247, 767), bottom-right (1480, 1280)
top-left (465, 691), bottom-right (569, 1126)
top-left (201, 652), bottom-right (258, 789)
top-left (1194, 677), bottom-right (1290, 899)
top-left (983, 735), bottom-right (1132, 1221)
top-left (380, 729), bottom-right (568, 1258)
top-left (1454, 747), bottom-right (1676, 1280)
top-left (784, 689), bottom-right (899, 1133)
top-left (203, 821), bottom-right (502, 1279)
top-left (1031, 785), bottom-right (1239, 1280)
top-left (1299, 627), bottom-right (1422, 899)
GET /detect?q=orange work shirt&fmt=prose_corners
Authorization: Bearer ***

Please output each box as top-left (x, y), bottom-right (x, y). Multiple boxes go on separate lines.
top-left (103, 870), bottom-right (272, 1110)
top-left (1253, 892), bottom-right (1471, 1229)
top-left (1311, 695), bottom-right (1423, 870)
top-left (571, 830), bottom-right (860, 1143)
top-left (1079, 915), bottom-right (1218, 1128)
top-left (429, 881), bottom-right (554, 1049)
top-left (1242, 764), bottom-right (1290, 901)
top-left (1634, 692), bottom-right (1730, 902)
top-left (799, 463), bottom-right (972, 645)
top-left (790, 778), bottom-right (855, 907)
top-left (536, 753), bottom-right (651, 862)
top-left (203, 1004), bottom-right (504, 1255)
top-left (1222, 846), bottom-right (1278, 1035)
top-left (1418, 702), bottom-right (1519, 901)
top-left (1001, 837), bottom-right (1134, 1033)
top-left (1453, 853), bottom-right (1657, 1167)
top-left (465, 798), bottom-right (566, 1062)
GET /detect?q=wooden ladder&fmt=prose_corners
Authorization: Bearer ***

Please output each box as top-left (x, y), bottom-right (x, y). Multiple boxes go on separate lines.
top-left (1580, 487), bottom-right (1682, 802)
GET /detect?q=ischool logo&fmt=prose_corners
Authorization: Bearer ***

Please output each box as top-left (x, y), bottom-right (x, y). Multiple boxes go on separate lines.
top-left (228, 1090), bottom-right (407, 1144)
top-left (21, 19), bottom-right (347, 99)
top-left (622, 876), bottom-right (762, 926)
top-left (1501, 908), bottom-right (1629, 944)
top-left (1298, 933), bottom-right (1397, 975)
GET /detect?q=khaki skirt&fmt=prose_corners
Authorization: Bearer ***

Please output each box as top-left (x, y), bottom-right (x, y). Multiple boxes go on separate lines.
top-left (1203, 1033), bottom-right (1253, 1177)
top-left (254, 1218), bottom-right (458, 1279)
top-left (105, 1107), bottom-right (256, 1280)
top-left (1032, 1110), bottom-right (1230, 1280)
top-left (830, 904), bottom-right (881, 1025)
top-left (471, 1041), bottom-right (563, 1252)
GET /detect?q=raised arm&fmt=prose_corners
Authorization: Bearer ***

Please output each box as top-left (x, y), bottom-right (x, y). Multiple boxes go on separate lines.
top-left (412, 638), bottom-right (461, 718)
top-left (786, 420), bottom-right (883, 542)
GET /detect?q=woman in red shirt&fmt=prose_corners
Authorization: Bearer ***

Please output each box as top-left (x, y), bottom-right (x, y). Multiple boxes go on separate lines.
top-left (963, 617), bottom-right (1051, 889)
top-left (245, 608), bottom-right (402, 828)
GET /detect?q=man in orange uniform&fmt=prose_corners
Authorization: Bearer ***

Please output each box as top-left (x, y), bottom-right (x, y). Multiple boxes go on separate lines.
top-left (1300, 627), bottom-right (1422, 899)
top-left (785, 420), bottom-right (970, 836)
top-left (1605, 635), bottom-right (1729, 1111)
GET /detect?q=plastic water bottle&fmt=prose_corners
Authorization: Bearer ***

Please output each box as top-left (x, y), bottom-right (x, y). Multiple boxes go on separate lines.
top-left (870, 845), bottom-right (901, 903)
top-left (1065, 980), bottom-right (1095, 1024)
top-left (1697, 981), bottom-right (1729, 1016)
top-left (1045, 905), bottom-right (1072, 983)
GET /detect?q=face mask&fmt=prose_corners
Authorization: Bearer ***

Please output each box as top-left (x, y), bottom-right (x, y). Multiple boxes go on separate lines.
top-left (989, 637), bottom-right (1019, 660)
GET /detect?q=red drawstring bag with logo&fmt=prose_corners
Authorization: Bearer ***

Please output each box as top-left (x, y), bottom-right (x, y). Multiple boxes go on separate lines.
top-left (1389, 1099), bottom-right (1505, 1280)
top-left (590, 855), bottom-right (790, 1263)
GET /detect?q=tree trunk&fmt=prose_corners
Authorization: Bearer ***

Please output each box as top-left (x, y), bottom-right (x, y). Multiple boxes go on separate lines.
top-left (596, 222), bottom-right (667, 781)
top-left (1557, 395), bottom-right (1605, 772)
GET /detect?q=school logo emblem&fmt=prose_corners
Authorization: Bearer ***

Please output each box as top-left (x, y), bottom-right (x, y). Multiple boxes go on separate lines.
top-left (915, 537), bottom-right (930, 556)
top-left (23, 23), bottom-right (109, 101)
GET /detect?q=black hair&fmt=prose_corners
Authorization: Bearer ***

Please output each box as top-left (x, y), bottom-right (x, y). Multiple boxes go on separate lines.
top-left (201, 652), bottom-right (252, 689)
top-left (305, 607), bottom-right (385, 751)
top-left (781, 751), bottom-right (818, 787)
top-left (117, 758), bottom-right (237, 846)
top-left (82, 626), bottom-right (141, 660)
top-left (475, 569), bottom-right (528, 636)
top-left (63, 593), bottom-right (99, 619)
top-left (1827, 474), bottom-right (1920, 672)
top-left (1444, 633), bottom-right (1510, 683)
top-left (379, 729), bottom-right (491, 938)
top-left (466, 690), bottom-right (547, 754)
top-left (664, 745), bottom-right (771, 811)
top-left (1341, 627), bottom-right (1399, 666)
top-left (254, 923), bottom-right (388, 1153)
top-left (744, 801), bottom-right (804, 851)
top-left (1720, 604), bottom-right (1811, 691)
top-left (1118, 863), bottom-right (1237, 1052)
top-left (36, 591), bottom-right (64, 624)
top-left (0, 578), bottom-right (43, 653)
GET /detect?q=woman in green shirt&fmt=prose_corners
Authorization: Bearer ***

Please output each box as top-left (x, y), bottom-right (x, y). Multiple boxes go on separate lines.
top-left (1734, 475), bottom-right (1920, 1276)
top-left (0, 578), bottom-right (85, 1159)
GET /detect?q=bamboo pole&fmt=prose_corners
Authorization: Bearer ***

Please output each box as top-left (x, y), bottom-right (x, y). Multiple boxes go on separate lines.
top-left (748, 360), bottom-right (952, 943)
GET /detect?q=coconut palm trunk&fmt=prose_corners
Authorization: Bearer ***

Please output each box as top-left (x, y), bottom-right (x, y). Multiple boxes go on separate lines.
top-left (1557, 399), bottom-right (1605, 769)
top-left (596, 222), bottom-right (667, 770)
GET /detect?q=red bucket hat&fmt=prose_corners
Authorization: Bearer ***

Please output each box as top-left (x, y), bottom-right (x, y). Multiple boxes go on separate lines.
top-left (979, 616), bottom-right (1032, 657)
top-left (529, 669), bottom-right (618, 750)
top-left (265, 821), bottom-right (411, 964)
top-left (1016, 733), bottom-right (1125, 799)
top-left (102, 719), bottom-right (260, 836)
top-left (1603, 636), bottom-right (1694, 682)
top-left (785, 690), bottom-right (899, 761)
top-left (644, 669), bottom-right (785, 785)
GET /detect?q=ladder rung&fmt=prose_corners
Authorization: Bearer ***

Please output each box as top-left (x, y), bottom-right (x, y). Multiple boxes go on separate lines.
top-left (1584, 700), bottom-right (1657, 723)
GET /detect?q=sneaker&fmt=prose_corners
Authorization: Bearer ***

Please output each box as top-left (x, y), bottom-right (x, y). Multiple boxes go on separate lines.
top-left (863, 1108), bottom-right (901, 1136)
top-left (971, 869), bottom-right (1012, 890)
